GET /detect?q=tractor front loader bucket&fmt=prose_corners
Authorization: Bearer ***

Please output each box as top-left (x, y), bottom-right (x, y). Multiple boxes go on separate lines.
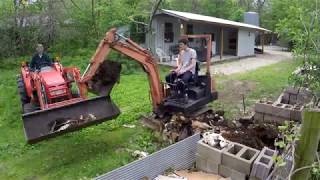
top-left (22, 95), bottom-right (120, 144)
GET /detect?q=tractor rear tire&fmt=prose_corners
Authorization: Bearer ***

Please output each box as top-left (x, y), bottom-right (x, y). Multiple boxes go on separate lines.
top-left (17, 75), bottom-right (30, 105)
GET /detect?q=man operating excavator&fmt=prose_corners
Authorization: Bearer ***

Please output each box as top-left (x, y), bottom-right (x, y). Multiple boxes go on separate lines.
top-left (165, 39), bottom-right (197, 97)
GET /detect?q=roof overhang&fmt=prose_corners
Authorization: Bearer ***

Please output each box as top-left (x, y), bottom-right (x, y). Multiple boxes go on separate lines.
top-left (156, 9), bottom-right (271, 32)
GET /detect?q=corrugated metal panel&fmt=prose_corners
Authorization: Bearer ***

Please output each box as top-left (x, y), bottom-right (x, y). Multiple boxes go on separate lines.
top-left (95, 134), bottom-right (200, 180)
top-left (160, 9), bottom-right (270, 32)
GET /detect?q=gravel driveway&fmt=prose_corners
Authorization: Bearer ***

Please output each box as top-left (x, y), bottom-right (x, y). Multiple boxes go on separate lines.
top-left (210, 46), bottom-right (292, 75)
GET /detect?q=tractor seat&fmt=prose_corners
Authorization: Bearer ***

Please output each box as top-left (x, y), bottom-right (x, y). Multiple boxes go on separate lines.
top-left (40, 66), bottom-right (54, 72)
top-left (187, 61), bottom-right (200, 85)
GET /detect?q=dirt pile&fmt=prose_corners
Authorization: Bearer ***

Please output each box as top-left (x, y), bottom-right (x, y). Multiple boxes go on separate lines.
top-left (221, 123), bottom-right (278, 150)
top-left (143, 110), bottom-right (279, 150)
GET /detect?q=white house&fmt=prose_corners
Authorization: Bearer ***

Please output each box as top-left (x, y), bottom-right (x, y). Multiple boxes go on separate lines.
top-left (146, 9), bottom-right (270, 63)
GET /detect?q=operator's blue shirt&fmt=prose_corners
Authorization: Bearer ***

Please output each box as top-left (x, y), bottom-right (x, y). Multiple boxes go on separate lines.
top-left (29, 53), bottom-right (52, 70)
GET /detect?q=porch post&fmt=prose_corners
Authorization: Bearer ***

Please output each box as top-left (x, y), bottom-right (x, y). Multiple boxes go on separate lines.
top-left (220, 27), bottom-right (224, 60)
top-left (261, 31), bottom-right (265, 53)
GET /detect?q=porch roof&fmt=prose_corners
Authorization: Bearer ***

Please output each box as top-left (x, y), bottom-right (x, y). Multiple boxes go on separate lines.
top-left (159, 9), bottom-right (271, 32)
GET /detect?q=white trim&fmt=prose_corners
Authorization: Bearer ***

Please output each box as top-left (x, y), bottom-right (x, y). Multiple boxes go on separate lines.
top-left (160, 9), bottom-right (271, 32)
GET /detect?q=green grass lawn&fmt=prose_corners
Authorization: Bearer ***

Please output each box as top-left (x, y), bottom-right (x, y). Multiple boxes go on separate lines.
top-left (0, 56), bottom-right (299, 179)
top-left (212, 60), bottom-right (299, 118)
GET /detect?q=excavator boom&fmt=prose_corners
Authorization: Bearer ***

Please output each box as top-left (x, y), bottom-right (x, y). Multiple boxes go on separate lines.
top-left (80, 28), bottom-right (165, 111)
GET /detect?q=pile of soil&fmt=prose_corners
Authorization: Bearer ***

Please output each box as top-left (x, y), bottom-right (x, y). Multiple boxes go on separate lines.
top-left (201, 111), bottom-right (279, 150)
top-left (221, 123), bottom-right (278, 150)
top-left (146, 110), bottom-right (279, 150)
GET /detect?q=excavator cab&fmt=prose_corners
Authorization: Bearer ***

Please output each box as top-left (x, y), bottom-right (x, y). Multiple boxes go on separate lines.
top-left (160, 35), bottom-right (218, 116)
top-left (161, 67), bottom-right (217, 116)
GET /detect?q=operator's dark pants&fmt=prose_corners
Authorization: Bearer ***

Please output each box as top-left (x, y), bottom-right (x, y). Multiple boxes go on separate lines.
top-left (165, 71), bottom-right (193, 94)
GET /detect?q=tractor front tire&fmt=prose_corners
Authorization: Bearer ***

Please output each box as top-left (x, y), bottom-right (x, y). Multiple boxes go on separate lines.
top-left (23, 103), bottom-right (37, 113)
top-left (17, 75), bottom-right (30, 105)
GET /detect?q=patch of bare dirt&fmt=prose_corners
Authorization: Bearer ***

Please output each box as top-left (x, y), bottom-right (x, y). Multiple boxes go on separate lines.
top-left (218, 79), bottom-right (256, 104)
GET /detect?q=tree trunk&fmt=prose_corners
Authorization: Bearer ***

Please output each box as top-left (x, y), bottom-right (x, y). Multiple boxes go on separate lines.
top-left (292, 109), bottom-right (320, 180)
top-left (13, 0), bottom-right (19, 56)
top-left (191, 0), bottom-right (198, 13)
top-left (91, 0), bottom-right (98, 38)
top-left (47, 0), bottom-right (56, 45)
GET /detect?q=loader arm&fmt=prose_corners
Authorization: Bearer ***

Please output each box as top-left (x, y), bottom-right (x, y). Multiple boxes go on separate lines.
top-left (81, 28), bottom-right (164, 111)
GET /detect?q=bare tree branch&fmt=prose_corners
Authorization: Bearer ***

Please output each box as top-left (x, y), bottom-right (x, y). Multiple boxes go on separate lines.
top-left (148, 0), bottom-right (162, 32)
top-left (70, 0), bottom-right (82, 10)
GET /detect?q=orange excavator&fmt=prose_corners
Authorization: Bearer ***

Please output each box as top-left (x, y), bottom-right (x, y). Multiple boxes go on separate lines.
top-left (19, 28), bottom-right (218, 143)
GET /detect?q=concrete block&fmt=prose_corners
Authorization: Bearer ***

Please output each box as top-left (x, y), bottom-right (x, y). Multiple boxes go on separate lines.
top-left (255, 100), bottom-right (274, 114)
top-left (219, 164), bottom-right (232, 177)
top-left (262, 147), bottom-right (277, 158)
top-left (280, 93), bottom-right (289, 104)
top-left (222, 142), bottom-right (260, 175)
top-left (290, 105), bottom-right (303, 121)
top-left (254, 112), bottom-right (264, 122)
top-left (297, 88), bottom-right (313, 105)
top-left (196, 140), bottom-right (226, 164)
top-left (289, 94), bottom-right (297, 104)
top-left (222, 143), bottom-right (245, 169)
top-left (218, 164), bottom-right (246, 180)
top-left (196, 153), bottom-right (219, 174)
top-left (285, 87), bottom-right (299, 95)
top-left (271, 103), bottom-right (293, 119)
top-left (196, 153), bottom-right (207, 171)
top-left (263, 114), bottom-right (287, 124)
top-left (207, 158), bottom-right (219, 174)
top-left (250, 156), bottom-right (273, 180)
top-left (273, 155), bottom-right (293, 179)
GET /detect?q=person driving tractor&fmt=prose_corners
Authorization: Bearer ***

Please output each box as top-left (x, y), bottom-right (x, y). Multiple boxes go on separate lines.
top-left (165, 39), bottom-right (197, 95)
top-left (29, 44), bottom-right (52, 71)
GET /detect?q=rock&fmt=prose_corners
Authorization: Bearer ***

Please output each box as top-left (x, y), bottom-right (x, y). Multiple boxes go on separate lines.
top-left (192, 121), bottom-right (211, 130)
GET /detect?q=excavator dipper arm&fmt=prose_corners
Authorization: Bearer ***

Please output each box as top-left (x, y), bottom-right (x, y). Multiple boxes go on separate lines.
top-left (80, 28), bottom-right (164, 111)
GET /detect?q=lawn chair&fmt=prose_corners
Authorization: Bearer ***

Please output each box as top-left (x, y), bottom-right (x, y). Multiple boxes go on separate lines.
top-left (156, 48), bottom-right (171, 63)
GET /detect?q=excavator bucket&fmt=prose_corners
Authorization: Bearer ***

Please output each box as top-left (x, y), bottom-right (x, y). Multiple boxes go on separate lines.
top-left (23, 96), bottom-right (120, 143)
top-left (22, 60), bottom-right (122, 143)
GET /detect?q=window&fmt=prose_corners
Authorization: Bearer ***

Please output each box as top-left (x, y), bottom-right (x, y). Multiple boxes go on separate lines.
top-left (186, 24), bottom-right (194, 42)
top-left (210, 33), bottom-right (215, 41)
top-left (164, 22), bottom-right (174, 43)
top-left (186, 24), bottom-right (193, 34)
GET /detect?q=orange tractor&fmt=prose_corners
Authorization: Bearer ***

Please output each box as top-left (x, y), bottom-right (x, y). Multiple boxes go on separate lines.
top-left (18, 28), bottom-right (217, 143)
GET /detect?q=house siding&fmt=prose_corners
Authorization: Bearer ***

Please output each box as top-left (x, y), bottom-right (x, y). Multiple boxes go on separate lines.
top-left (148, 15), bottom-right (257, 60)
top-left (150, 15), bottom-right (180, 56)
